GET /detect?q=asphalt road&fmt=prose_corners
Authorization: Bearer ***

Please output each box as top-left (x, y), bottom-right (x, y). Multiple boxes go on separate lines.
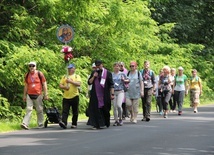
top-left (0, 104), bottom-right (214, 155)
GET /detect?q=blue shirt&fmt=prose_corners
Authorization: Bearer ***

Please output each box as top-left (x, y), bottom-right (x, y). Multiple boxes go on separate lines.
top-left (112, 72), bottom-right (126, 91)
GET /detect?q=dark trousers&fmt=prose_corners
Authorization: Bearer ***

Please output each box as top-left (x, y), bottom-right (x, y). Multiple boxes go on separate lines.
top-left (161, 91), bottom-right (171, 111)
top-left (174, 90), bottom-right (185, 112)
top-left (156, 96), bottom-right (163, 112)
top-left (169, 93), bottom-right (176, 110)
top-left (61, 96), bottom-right (79, 126)
top-left (141, 88), bottom-right (153, 118)
top-left (122, 102), bottom-right (128, 117)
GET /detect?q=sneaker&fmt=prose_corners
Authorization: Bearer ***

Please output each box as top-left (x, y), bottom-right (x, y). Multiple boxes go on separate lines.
top-left (141, 117), bottom-right (146, 121)
top-left (59, 121), bottom-right (67, 129)
top-left (113, 121), bottom-right (119, 126)
top-left (172, 110), bottom-right (177, 113)
top-left (92, 127), bottom-right (97, 130)
top-left (21, 123), bottom-right (29, 130)
top-left (130, 118), bottom-right (134, 122)
top-left (159, 111), bottom-right (163, 115)
top-left (38, 124), bottom-right (44, 129)
top-left (133, 119), bottom-right (137, 124)
top-left (146, 117), bottom-right (150, 122)
top-left (118, 120), bottom-right (123, 126)
top-left (178, 111), bottom-right (182, 115)
top-left (163, 114), bottom-right (168, 118)
top-left (71, 125), bottom-right (77, 128)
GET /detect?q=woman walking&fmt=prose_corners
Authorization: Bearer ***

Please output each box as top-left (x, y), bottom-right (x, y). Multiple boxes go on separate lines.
top-left (112, 62), bottom-right (127, 126)
top-left (125, 61), bottom-right (144, 124)
top-left (172, 67), bottom-right (188, 115)
top-left (158, 66), bottom-right (172, 118)
top-left (188, 69), bottom-right (202, 113)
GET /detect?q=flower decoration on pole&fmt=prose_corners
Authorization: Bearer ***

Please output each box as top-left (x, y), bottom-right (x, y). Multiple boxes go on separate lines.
top-left (61, 46), bottom-right (73, 63)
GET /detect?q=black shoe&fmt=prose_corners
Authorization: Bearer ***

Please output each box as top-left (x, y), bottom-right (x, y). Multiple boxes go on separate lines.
top-left (59, 121), bottom-right (67, 129)
top-left (146, 117), bottom-right (150, 122)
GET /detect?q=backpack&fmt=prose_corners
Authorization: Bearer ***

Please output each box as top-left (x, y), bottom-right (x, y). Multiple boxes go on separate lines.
top-left (127, 71), bottom-right (140, 79)
top-left (25, 71), bottom-right (43, 86)
top-left (140, 69), bottom-right (153, 77)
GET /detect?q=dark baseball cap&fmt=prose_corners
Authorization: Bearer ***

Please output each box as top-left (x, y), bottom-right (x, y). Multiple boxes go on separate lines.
top-left (95, 60), bottom-right (102, 66)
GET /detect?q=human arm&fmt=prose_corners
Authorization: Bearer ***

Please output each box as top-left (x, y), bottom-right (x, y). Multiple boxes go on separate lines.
top-left (140, 80), bottom-right (144, 97)
top-left (66, 78), bottom-right (81, 86)
top-left (23, 83), bottom-right (28, 102)
top-left (199, 78), bottom-right (202, 95)
top-left (185, 76), bottom-right (189, 95)
top-left (42, 81), bottom-right (49, 100)
top-left (88, 71), bottom-right (98, 84)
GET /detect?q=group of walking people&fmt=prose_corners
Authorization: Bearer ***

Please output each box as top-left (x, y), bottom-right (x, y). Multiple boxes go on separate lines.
top-left (20, 60), bottom-right (202, 130)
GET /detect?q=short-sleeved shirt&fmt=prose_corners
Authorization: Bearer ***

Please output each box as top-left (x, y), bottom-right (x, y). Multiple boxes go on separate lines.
top-left (112, 72), bottom-right (127, 91)
top-left (25, 71), bottom-right (46, 95)
top-left (126, 70), bottom-right (142, 99)
top-left (140, 69), bottom-right (156, 89)
top-left (60, 74), bottom-right (81, 99)
top-left (189, 76), bottom-right (202, 90)
top-left (174, 74), bottom-right (188, 91)
top-left (159, 75), bottom-right (172, 91)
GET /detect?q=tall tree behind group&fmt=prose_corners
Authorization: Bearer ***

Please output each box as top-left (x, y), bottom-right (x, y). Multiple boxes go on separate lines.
top-left (149, 0), bottom-right (214, 91)
top-left (0, 0), bottom-right (213, 120)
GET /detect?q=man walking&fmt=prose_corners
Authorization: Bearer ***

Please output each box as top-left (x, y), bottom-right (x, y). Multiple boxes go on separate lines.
top-left (140, 60), bottom-right (156, 122)
top-left (21, 61), bottom-right (49, 130)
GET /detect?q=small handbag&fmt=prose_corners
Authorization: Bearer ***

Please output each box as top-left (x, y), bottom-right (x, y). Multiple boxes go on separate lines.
top-left (28, 94), bottom-right (39, 100)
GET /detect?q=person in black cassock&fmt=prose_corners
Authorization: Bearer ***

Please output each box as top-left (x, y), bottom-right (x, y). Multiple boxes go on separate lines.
top-left (87, 60), bottom-right (114, 129)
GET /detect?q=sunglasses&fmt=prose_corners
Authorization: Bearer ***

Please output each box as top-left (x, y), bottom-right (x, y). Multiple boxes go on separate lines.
top-left (29, 65), bottom-right (35, 67)
top-left (130, 65), bottom-right (135, 68)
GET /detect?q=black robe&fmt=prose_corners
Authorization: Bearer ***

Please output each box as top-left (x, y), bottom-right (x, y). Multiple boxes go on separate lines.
top-left (87, 69), bottom-right (114, 128)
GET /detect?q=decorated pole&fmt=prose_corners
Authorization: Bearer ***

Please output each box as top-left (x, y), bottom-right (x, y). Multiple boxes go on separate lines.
top-left (56, 24), bottom-right (75, 88)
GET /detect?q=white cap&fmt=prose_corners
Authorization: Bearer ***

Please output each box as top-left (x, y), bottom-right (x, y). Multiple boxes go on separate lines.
top-left (28, 61), bottom-right (36, 66)
top-left (92, 63), bottom-right (96, 68)
top-left (178, 66), bottom-right (183, 70)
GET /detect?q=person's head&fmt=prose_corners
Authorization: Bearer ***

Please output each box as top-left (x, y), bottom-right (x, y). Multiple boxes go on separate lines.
top-left (113, 62), bottom-right (120, 72)
top-left (130, 61), bottom-right (137, 71)
top-left (162, 66), bottom-right (170, 75)
top-left (192, 69), bottom-right (197, 76)
top-left (62, 28), bottom-right (68, 34)
top-left (170, 68), bottom-right (176, 75)
top-left (178, 66), bottom-right (184, 75)
top-left (91, 63), bottom-right (96, 71)
top-left (95, 59), bottom-right (103, 70)
top-left (119, 62), bottom-right (125, 71)
top-left (144, 60), bottom-right (150, 70)
top-left (67, 64), bottom-right (75, 74)
top-left (28, 61), bottom-right (37, 72)
top-left (159, 69), bottom-right (164, 76)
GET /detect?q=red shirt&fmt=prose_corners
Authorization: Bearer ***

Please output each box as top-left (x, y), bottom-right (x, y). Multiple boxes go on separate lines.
top-left (25, 71), bottom-right (46, 95)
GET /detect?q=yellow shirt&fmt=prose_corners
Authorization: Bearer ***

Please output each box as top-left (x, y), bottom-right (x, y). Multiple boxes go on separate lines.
top-left (189, 76), bottom-right (202, 90)
top-left (60, 74), bottom-right (81, 99)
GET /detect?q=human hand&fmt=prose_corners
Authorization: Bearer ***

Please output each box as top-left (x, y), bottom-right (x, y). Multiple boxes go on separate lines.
top-left (93, 72), bottom-right (98, 77)
top-left (111, 94), bottom-right (114, 100)
top-left (43, 95), bottom-right (49, 100)
top-left (23, 97), bottom-right (26, 102)
top-left (141, 92), bottom-right (144, 97)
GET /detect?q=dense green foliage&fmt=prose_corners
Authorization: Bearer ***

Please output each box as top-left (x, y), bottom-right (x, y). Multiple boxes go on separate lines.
top-left (0, 0), bottom-right (213, 121)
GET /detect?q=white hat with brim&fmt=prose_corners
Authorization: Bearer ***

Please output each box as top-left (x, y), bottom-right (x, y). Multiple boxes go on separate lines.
top-left (178, 66), bottom-right (184, 70)
top-left (28, 61), bottom-right (36, 66)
